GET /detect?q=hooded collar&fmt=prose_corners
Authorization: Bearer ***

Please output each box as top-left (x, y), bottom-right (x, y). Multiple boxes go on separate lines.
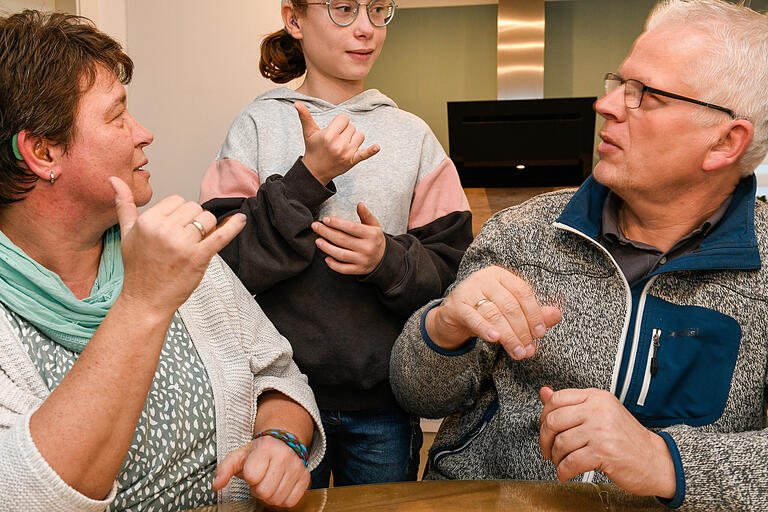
top-left (555, 174), bottom-right (761, 273)
top-left (256, 87), bottom-right (397, 114)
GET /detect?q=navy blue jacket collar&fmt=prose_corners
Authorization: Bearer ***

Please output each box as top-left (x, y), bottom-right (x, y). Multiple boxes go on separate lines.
top-left (555, 174), bottom-right (761, 272)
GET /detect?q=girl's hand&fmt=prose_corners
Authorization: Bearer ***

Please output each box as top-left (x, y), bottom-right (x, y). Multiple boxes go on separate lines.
top-left (312, 202), bottom-right (386, 275)
top-left (296, 102), bottom-right (380, 185)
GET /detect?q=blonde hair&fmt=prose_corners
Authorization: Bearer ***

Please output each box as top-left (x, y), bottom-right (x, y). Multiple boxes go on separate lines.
top-left (647, 0), bottom-right (768, 175)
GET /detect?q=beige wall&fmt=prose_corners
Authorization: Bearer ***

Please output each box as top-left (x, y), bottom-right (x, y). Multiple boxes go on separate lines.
top-left (0, 0), bottom-right (54, 14)
top-left (366, 5), bottom-right (499, 153)
top-left (123, 0), bottom-right (286, 204)
top-left (544, 0), bottom-right (656, 101)
top-left (0, 0), bottom-right (75, 14)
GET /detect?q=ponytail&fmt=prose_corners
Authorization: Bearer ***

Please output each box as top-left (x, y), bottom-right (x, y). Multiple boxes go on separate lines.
top-left (259, 29), bottom-right (306, 83)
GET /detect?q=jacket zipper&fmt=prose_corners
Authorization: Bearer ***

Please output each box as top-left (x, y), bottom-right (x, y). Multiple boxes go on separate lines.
top-left (553, 222), bottom-right (634, 485)
top-left (552, 223), bottom-right (632, 396)
top-left (637, 328), bottom-right (661, 406)
top-left (617, 276), bottom-right (658, 403)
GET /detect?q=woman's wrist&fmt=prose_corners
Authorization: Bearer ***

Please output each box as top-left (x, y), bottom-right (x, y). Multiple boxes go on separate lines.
top-left (254, 429), bottom-right (309, 467)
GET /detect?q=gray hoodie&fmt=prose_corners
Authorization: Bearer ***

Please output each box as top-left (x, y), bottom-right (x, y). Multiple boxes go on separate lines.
top-left (200, 88), bottom-right (473, 410)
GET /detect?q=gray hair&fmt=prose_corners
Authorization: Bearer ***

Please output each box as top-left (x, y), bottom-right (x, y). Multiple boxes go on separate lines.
top-left (647, 0), bottom-right (768, 176)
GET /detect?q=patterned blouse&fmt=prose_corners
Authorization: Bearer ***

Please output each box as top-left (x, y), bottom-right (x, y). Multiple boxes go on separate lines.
top-left (1, 307), bottom-right (218, 511)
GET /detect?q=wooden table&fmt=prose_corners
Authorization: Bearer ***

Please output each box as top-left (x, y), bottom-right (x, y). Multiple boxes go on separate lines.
top-left (186, 480), bottom-right (666, 511)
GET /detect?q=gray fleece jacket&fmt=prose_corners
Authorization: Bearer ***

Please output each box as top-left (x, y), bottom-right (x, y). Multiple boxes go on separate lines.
top-left (391, 175), bottom-right (768, 511)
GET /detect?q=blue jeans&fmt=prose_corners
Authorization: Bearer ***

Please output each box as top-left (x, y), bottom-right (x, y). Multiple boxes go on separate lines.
top-left (310, 407), bottom-right (423, 488)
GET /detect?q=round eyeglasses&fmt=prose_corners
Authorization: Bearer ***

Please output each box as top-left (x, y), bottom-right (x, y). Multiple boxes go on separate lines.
top-left (306, 0), bottom-right (397, 28)
top-left (604, 72), bottom-right (737, 119)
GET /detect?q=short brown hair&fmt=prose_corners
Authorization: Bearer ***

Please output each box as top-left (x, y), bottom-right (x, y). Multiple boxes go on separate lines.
top-left (259, 0), bottom-right (308, 83)
top-left (0, 10), bottom-right (133, 206)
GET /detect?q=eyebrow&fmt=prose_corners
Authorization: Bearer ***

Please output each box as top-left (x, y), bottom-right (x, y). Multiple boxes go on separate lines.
top-left (105, 93), bottom-right (127, 118)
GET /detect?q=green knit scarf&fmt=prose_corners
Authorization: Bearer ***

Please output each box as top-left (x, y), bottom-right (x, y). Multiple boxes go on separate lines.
top-left (0, 226), bottom-right (123, 353)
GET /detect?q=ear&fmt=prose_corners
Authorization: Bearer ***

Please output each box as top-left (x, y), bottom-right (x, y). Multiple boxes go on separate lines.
top-left (15, 130), bottom-right (63, 183)
top-left (702, 119), bottom-right (754, 172)
top-left (281, 3), bottom-right (303, 40)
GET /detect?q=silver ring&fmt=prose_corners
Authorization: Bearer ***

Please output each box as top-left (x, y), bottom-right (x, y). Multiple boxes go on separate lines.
top-left (474, 298), bottom-right (492, 309)
top-left (190, 219), bottom-right (207, 238)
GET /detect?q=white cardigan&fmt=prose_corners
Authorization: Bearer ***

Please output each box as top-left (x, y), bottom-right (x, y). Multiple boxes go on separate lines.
top-left (0, 255), bottom-right (325, 511)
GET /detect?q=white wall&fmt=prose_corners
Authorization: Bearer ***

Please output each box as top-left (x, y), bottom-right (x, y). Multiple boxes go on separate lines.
top-left (0, 0), bottom-right (55, 14)
top-left (77, 0), bottom-right (126, 46)
top-left (122, 0), bottom-right (285, 204)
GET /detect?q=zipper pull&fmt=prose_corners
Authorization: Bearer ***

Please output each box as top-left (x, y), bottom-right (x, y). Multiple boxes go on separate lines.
top-left (650, 329), bottom-right (661, 376)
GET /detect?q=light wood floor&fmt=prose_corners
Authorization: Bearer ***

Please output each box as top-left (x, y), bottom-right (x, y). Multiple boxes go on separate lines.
top-left (464, 187), bottom-right (569, 235)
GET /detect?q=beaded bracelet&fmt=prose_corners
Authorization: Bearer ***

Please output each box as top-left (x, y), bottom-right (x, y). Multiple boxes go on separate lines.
top-left (254, 428), bottom-right (309, 467)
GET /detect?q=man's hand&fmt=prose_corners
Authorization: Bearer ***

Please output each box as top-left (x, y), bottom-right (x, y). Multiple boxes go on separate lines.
top-left (296, 102), bottom-right (379, 186)
top-left (312, 202), bottom-right (386, 275)
top-left (111, 177), bottom-right (245, 316)
top-left (213, 436), bottom-right (310, 508)
top-left (538, 387), bottom-right (676, 498)
top-left (425, 266), bottom-right (561, 359)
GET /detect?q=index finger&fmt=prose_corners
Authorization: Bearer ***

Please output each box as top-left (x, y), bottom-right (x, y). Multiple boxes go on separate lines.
top-left (498, 271), bottom-right (559, 338)
top-left (318, 215), bottom-right (368, 238)
top-left (539, 389), bottom-right (589, 460)
top-left (325, 113), bottom-right (351, 135)
top-left (213, 446), bottom-right (249, 491)
top-left (540, 388), bottom-right (591, 425)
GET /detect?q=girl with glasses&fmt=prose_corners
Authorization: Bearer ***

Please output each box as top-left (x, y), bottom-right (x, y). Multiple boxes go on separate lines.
top-left (200, 0), bottom-right (472, 489)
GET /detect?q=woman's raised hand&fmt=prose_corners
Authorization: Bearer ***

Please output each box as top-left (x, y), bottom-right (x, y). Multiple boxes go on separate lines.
top-left (296, 101), bottom-right (380, 185)
top-left (110, 177), bottom-right (246, 315)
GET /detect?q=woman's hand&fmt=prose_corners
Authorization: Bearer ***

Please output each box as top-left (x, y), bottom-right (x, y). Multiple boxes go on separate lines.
top-left (296, 102), bottom-right (380, 186)
top-left (111, 177), bottom-right (245, 315)
top-left (213, 436), bottom-right (310, 508)
top-left (425, 265), bottom-right (561, 359)
top-left (312, 202), bottom-right (386, 275)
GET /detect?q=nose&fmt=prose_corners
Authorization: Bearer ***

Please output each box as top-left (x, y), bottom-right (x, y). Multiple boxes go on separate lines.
top-left (594, 85), bottom-right (626, 122)
top-left (128, 111), bottom-right (154, 148)
top-left (352, 4), bottom-right (375, 37)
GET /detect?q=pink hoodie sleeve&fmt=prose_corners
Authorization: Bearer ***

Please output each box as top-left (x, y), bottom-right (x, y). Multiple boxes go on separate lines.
top-left (199, 158), bottom-right (261, 203)
top-left (408, 157), bottom-right (470, 230)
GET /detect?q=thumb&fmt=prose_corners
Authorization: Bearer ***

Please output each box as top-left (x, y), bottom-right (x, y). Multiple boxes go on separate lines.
top-left (539, 386), bottom-right (555, 404)
top-left (542, 306), bottom-right (562, 329)
top-left (357, 202), bottom-right (381, 227)
top-left (295, 102), bottom-right (320, 141)
top-left (109, 176), bottom-right (138, 235)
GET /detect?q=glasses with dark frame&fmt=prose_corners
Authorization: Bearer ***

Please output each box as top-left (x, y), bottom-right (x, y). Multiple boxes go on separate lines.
top-left (306, 0), bottom-right (397, 27)
top-left (604, 72), bottom-right (737, 119)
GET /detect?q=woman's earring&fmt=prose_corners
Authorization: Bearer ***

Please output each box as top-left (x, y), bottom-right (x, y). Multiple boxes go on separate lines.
top-left (49, 172), bottom-right (55, 184)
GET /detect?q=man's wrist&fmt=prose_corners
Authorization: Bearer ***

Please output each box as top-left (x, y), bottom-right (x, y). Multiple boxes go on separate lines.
top-left (425, 304), bottom-right (470, 351)
top-left (650, 432), bottom-right (677, 499)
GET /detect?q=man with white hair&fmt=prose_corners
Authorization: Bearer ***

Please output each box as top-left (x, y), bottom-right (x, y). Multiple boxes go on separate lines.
top-left (391, 0), bottom-right (768, 509)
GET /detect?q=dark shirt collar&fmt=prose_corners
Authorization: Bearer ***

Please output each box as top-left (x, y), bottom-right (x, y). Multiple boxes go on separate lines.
top-left (601, 191), bottom-right (733, 253)
top-left (555, 174), bottom-right (761, 274)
